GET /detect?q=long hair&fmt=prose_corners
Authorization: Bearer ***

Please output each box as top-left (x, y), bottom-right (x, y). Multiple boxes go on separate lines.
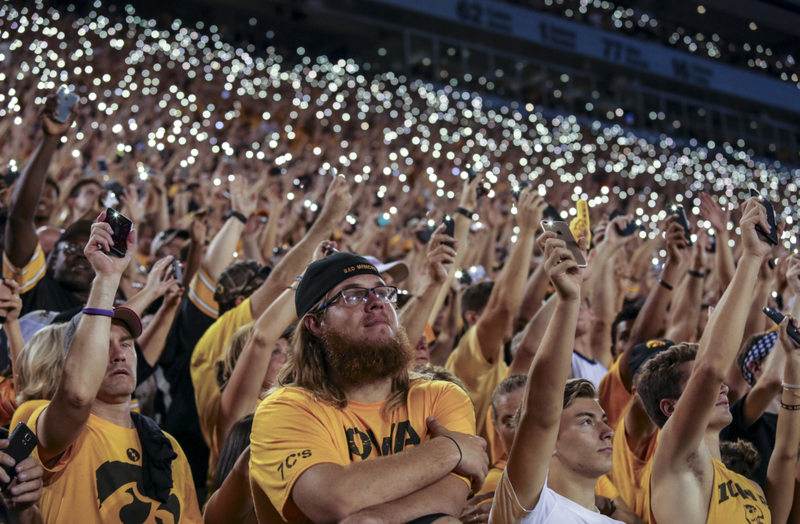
top-left (214, 415), bottom-right (254, 491)
top-left (214, 323), bottom-right (254, 392)
top-left (16, 323), bottom-right (68, 404)
top-left (273, 307), bottom-right (418, 417)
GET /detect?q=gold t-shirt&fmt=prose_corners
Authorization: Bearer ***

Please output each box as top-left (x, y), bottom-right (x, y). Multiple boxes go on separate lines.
top-left (250, 379), bottom-right (475, 523)
top-left (29, 404), bottom-right (202, 524)
top-left (445, 326), bottom-right (507, 448)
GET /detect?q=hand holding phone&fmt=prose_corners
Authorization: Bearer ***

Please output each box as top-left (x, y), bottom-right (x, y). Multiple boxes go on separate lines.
top-left (763, 307), bottom-right (800, 346)
top-left (669, 205), bottom-right (693, 246)
top-left (511, 182), bottom-right (531, 202)
top-left (0, 423), bottom-right (38, 492)
top-left (53, 86), bottom-right (79, 124)
top-left (749, 188), bottom-right (779, 246)
top-left (442, 215), bottom-right (455, 249)
top-left (102, 208), bottom-right (133, 257)
top-left (540, 220), bottom-right (587, 267)
top-left (171, 259), bottom-right (183, 285)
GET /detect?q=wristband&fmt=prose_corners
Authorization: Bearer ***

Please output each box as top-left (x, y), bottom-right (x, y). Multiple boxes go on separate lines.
top-left (228, 211), bottom-right (248, 224)
top-left (454, 207), bottom-right (473, 219)
top-left (781, 402), bottom-right (800, 411)
top-left (82, 307), bottom-right (115, 318)
top-left (782, 382), bottom-right (800, 389)
top-left (658, 279), bottom-right (674, 291)
top-left (440, 435), bottom-right (462, 468)
top-left (688, 270), bottom-right (705, 278)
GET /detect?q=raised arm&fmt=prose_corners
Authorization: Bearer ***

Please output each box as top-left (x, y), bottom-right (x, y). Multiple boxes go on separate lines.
top-left (6, 95), bottom-right (76, 267)
top-left (699, 193), bottom-right (734, 297)
top-left (474, 189), bottom-right (545, 363)
top-left (137, 283), bottom-right (184, 367)
top-left (664, 238), bottom-right (705, 344)
top-left (617, 220), bottom-right (689, 390)
top-left (200, 178), bottom-right (258, 283)
top-left (506, 232), bottom-right (583, 510)
top-left (218, 288), bottom-right (296, 444)
top-left (182, 209), bottom-right (208, 287)
top-left (589, 216), bottom-right (637, 367)
top-left (37, 213), bottom-right (136, 465)
top-left (247, 175), bottom-right (351, 318)
top-left (655, 198), bottom-right (775, 467)
top-left (514, 261), bottom-right (548, 334)
top-left (766, 316), bottom-right (800, 524)
top-left (397, 225), bottom-right (456, 347)
top-left (427, 175), bottom-right (482, 327)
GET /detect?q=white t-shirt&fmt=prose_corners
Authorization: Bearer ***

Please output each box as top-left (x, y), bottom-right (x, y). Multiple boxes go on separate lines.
top-left (570, 351), bottom-right (608, 389)
top-left (489, 468), bottom-right (622, 524)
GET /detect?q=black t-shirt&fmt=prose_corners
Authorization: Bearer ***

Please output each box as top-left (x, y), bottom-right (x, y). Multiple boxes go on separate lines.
top-left (19, 272), bottom-right (84, 316)
top-left (154, 295), bottom-right (215, 492)
top-left (720, 392), bottom-right (778, 488)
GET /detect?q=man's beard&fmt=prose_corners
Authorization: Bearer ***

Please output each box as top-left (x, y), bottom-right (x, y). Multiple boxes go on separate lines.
top-left (320, 322), bottom-right (413, 388)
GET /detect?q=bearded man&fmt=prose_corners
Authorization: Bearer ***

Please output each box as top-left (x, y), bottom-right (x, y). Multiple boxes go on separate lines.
top-left (249, 252), bottom-right (489, 524)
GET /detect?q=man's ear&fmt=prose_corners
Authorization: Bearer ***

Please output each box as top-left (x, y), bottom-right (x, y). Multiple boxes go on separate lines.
top-left (234, 295), bottom-right (245, 308)
top-left (464, 310), bottom-right (479, 327)
top-left (304, 314), bottom-right (323, 338)
top-left (659, 398), bottom-right (677, 421)
top-left (747, 359), bottom-right (762, 378)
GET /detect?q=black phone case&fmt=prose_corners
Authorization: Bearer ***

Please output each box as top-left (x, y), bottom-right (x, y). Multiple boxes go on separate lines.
top-left (0, 422), bottom-right (38, 492)
top-left (512, 182), bottom-right (531, 202)
top-left (103, 208), bottom-right (132, 257)
top-left (671, 205), bottom-right (693, 246)
top-left (749, 189), bottom-right (779, 245)
top-left (442, 216), bottom-right (455, 249)
top-left (763, 307), bottom-right (800, 346)
top-left (171, 260), bottom-right (183, 284)
top-left (543, 205), bottom-right (560, 222)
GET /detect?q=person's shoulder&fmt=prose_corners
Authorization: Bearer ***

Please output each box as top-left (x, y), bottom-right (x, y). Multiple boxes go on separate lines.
top-left (257, 387), bottom-right (317, 411)
top-left (409, 376), bottom-right (470, 402)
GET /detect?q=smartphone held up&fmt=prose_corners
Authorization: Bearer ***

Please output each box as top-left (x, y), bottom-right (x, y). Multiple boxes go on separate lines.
top-left (103, 208), bottom-right (133, 257)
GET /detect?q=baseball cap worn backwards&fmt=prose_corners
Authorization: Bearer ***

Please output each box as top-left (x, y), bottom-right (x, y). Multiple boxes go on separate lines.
top-left (295, 252), bottom-right (381, 317)
top-left (63, 306), bottom-right (143, 354)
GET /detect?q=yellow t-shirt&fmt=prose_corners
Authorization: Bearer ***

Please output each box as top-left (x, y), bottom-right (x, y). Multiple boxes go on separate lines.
top-left (191, 296), bottom-right (253, 452)
top-left (250, 378), bottom-right (475, 523)
top-left (11, 399), bottom-right (48, 430)
top-left (29, 404), bottom-right (202, 524)
top-left (597, 357), bottom-right (631, 432)
top-left (478, 459), bottom-right (507, 506)
top-left (0, 377), bottom-right (17, 427)
top-left (595, 474), bottom-right (619, 501)
top-left (445, 326), bottom-right (507, 447)
top-left (645, 458), bottom-right (771, 524)
top-left (606, 409), bottom-right (658, 523)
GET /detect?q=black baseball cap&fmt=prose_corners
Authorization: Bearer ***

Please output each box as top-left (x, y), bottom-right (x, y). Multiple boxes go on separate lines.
top-left (628, 338), bottom-right (674, 379)
top-left (295, 252), bottom-right (381, 317)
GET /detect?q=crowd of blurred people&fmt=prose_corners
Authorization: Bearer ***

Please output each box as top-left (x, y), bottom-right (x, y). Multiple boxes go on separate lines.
top-left (0, 0), bottom-right (799, 523)
top-left (500, 0), bottom-right (800, 87)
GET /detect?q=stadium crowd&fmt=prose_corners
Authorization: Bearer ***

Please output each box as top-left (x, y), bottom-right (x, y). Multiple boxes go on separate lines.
top-left (0, 1), bottom-right (798, 523)
top-left (499, 0), bottom-right (800, 87)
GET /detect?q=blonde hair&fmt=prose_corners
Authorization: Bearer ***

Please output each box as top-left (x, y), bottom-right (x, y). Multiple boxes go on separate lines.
top-left (215, 323), bottom-right (254, 392)
top-left (273, 309), bottom-right (418, 416)
top-left (16, 323), bottom-right (69, 404)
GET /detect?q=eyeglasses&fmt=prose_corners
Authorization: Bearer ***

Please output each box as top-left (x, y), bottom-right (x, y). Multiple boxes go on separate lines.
top-left (314, 286), bottom-right (398, 313)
